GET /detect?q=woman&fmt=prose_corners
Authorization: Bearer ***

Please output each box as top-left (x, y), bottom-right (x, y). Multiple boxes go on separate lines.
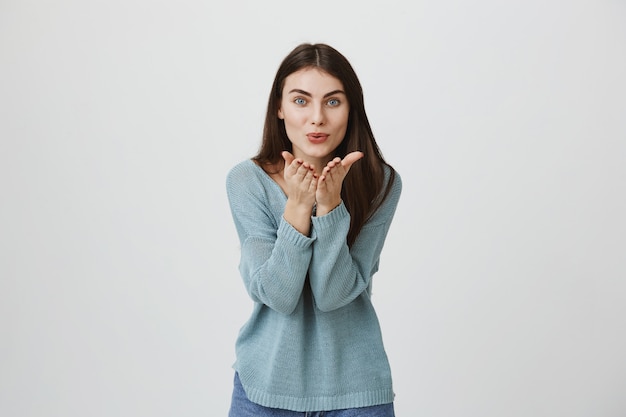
top-left (226, 43), bottom-right (402, 416)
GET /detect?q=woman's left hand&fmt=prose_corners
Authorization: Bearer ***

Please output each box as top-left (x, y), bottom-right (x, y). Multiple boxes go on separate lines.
top-left (315, 151), bottom-right (364, 215)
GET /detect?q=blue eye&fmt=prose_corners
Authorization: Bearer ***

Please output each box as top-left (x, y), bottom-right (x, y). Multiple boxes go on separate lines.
top-left (327, 98), bottom-right (340, 107)
top-left (294, 98), bottom-right (306, 105)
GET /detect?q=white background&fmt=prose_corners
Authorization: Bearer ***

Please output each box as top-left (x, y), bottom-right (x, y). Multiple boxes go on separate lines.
top-left (1, 1), bottom-right (625, 416)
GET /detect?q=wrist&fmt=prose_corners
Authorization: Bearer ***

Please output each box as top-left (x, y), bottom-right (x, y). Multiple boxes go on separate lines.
top-left (284, 199), bottom-right (314, 236)
top-left (315, 200), bottom-right (341, 216)
top-left (285, 198), bottom-right (315, 214)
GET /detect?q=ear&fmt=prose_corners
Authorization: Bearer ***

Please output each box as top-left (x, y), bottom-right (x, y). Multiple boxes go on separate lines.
top-left (277, 107), bottom-right (284, 119)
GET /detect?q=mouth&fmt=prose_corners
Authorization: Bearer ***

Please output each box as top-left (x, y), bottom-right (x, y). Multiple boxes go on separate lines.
top-left (307, 133), bottom-right (329, 144)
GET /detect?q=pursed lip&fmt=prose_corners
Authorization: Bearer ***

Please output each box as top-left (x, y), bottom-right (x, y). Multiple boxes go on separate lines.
top-left (306, 132), bottom-right (329, 143)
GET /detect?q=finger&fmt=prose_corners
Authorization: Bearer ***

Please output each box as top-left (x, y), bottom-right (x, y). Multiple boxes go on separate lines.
top-left (301, 161), bottom-right (316, 172)
top-left (296, 162), bottom-right (315, 180)
top-left (341, 151), bottom-right (364, 168)
top-left (282, 151), bottom-right (295, 166)
top-left (305, 168), bottom-right (318, 188)
top-left (324, 157), bottom-right (341, 170)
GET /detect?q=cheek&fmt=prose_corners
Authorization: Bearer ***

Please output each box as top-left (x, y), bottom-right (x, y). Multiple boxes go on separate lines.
top-left (282, 110), bottom-right (306, 125)
top-left (333, 111), bottom-right (350, 129)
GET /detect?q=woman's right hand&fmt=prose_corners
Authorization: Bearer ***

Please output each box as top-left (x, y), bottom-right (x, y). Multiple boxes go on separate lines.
top-left (282, 151), bottom-right (317, 207)
top-left (281, 151), bottom-right (317, 235)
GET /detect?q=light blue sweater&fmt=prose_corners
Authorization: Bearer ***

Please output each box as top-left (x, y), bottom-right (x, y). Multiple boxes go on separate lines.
top-left (226, 159), bottom-right (402, 412)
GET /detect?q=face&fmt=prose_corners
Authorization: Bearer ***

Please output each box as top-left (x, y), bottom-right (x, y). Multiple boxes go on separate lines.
top-left (278, 68), bottom-right (349, 167)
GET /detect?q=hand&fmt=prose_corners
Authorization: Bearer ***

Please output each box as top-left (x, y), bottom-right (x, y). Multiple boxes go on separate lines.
top-left (315, 151), bottom-right (364, 215)
top-left (281, 151), bottom-right (317, 209)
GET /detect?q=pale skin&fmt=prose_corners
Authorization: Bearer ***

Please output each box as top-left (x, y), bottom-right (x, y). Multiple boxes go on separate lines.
top-left (269, 68), bottom-right (363, 236)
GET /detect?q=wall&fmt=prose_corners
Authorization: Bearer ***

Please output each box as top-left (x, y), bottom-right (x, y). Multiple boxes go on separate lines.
top-left (1, 1), bottom-right (625, 416)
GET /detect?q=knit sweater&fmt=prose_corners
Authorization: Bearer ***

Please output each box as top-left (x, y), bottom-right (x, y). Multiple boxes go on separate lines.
top-left (225, 159), bottom-right (402, 412)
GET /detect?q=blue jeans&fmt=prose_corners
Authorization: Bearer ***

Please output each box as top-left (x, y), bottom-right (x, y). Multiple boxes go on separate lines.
top-left (228, 373), bottom-right (395, 417)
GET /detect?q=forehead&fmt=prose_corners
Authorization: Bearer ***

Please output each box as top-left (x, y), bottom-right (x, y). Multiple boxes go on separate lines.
top-left (283, 68), bottom-right (344, 94)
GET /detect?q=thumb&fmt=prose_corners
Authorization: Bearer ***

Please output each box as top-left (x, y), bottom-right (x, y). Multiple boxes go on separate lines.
top-left (282, 150), bottom-right (295, 166)
top-left (341, 151), bottom-right (364, 169)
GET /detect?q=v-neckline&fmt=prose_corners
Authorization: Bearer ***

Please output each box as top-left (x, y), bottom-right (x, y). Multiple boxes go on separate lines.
top-left (249, 160), bottom-right (288, 199)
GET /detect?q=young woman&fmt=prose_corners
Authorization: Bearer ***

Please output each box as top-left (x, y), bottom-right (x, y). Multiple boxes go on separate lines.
top-left (226, 43), bottom-right (402, 417)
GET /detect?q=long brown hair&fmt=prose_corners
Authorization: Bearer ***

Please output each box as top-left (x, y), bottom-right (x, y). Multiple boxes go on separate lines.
top-left (254, 43), bottom-right (396, 246)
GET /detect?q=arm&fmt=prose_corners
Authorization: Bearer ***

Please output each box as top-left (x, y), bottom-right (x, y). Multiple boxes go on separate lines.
top-left (226, 163), bottom-right (314, 315)
top-left (308, 172), bottom-right (402, 312)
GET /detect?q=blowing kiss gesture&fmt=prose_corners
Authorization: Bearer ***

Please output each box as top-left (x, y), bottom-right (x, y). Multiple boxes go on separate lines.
top-left (280, 150), bottom-right (364, 236)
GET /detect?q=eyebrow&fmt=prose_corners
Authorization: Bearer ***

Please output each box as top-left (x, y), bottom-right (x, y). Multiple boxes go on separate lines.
top-left (287, 89), bottom-right (346, 98)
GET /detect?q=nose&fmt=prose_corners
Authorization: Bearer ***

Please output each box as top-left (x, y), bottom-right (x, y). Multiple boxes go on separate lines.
top-left (310, 104), bottom-right (325, 126)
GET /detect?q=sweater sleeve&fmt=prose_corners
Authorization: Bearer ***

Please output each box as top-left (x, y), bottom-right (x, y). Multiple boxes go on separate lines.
top-left (226, 163), bottom-right (314, 315)
top-left (308, 171), bottom-right (402, 312)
